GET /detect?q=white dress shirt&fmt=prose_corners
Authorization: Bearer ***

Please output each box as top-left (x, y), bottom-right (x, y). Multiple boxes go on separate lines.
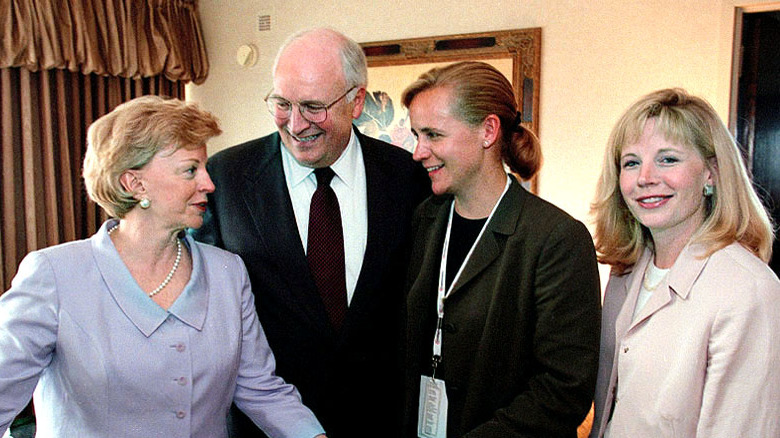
top-left (630, 263), bottom-right (668, 321)
top-left (281, 129), bottom-right (368, 305)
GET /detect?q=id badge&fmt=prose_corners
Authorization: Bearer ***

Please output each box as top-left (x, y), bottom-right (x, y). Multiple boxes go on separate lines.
top-left (418, 375), bottom-right (448, 438)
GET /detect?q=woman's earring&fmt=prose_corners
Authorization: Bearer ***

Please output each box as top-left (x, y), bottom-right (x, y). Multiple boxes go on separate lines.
top-left (703, 184), bottom-right (714, 197)
top-left (139, 198), bottom-right (151, 209)
top-left (483, 140), bottom-right (489, 148)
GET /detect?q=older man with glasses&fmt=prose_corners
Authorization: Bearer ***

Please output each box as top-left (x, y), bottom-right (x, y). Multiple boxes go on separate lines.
top-left (193, 28), bottom-right (430, 438)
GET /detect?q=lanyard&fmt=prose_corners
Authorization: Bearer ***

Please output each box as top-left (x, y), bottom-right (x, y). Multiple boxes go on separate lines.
top-left (431, 176), bottom-right (511, 377)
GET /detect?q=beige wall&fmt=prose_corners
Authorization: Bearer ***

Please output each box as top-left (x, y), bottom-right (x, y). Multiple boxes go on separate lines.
top-left (187, 0), bottom-right (776, 230)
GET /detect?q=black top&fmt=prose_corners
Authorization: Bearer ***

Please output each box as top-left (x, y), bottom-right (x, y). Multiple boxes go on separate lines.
top-left (445, 212), bottom-right (487, 291)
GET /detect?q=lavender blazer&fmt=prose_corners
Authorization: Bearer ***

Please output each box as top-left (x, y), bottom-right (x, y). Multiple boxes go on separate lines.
top-left (0, 220), bottom-right (324, 438)
top-left (591, 242), bottom-right (780, 437)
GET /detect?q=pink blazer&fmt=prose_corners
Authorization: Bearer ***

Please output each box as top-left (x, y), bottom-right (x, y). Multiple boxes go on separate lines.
top-left (591, 242), bottom-right (780, 437)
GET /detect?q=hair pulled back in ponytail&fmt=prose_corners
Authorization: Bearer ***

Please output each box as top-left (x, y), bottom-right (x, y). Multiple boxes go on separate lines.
top-left (402, 61), bottom-right (541, 179)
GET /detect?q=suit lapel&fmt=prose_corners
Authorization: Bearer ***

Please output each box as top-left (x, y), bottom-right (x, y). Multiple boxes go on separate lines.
top-left (613, 254), bottom-right (647, 339)
top-left (352, 133), bottom-right (390, 304)
top-left (628, 279), bottom-right (674, 331)
top-left (349, 132), bottom-right (408, 312)
top-left (597, 253), bottom-right (648, 436)
top-left (239, 135), bottom-right (332, 334)
top-left (240, 135), bottom-right (307, 265)
top-left (447, 177), bottom-right (522, 298)
top-left (408, 197), bottom-right (451, 305)
top-left (627, 244), bottom-right (708, 331)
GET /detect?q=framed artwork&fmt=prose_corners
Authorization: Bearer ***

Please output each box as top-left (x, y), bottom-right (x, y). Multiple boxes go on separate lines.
top-left (358, 28), bottom-right (541, 192)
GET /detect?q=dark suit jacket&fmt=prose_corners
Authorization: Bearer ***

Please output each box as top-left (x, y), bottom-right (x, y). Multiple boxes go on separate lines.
top-left (403, 176), bottom-right (601, 437)
top-left (193, 128), bottom-right (430, 437)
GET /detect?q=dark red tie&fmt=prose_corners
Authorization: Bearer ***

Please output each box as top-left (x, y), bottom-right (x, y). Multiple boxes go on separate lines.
top-left (307, 167), bottom-right (347, 331)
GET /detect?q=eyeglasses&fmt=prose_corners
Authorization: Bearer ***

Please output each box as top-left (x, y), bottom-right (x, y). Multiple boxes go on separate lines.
top-left (264, 86), bottom-right (357, 124)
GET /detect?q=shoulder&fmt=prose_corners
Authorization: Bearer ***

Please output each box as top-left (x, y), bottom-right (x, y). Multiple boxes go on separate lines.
top-left (702, 243), bottom-right (780, 296)
top-left (359, 129), bottom-right (431, 199)
top-left (668, 243), bottom-right (780, 322)
top-left (603, 266), bottom-right (637, 304)
top-left (208, 133), bottom-right (279, 169)
top-left (517, 186), bottom-right (574, 220)
top-left (359, 130), bottom-right (416, 168)
top-left (606, 266), bottom-right (635, 288)
top-left (10, 238), bottom-right (94, 290)
top-left (692, 244), bottom-right (780, 346)
top-left (715, 242), bottom-right (775, 272)
top-left (33, 238), bottom-right (93, 264)
top-left (511, 184), bottom-right (591, 237)
top-left (188, 238), bottom-right (250, 290)
top-left (189, 238), bottom-right (245, 267)
top-left (414, 194), bottom-right (449, 219)
top-left (494, 185), bottom-right (599, 271)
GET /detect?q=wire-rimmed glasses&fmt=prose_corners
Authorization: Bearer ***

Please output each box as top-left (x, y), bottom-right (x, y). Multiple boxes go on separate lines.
top-left (264, 86), bottom-right (357, 124)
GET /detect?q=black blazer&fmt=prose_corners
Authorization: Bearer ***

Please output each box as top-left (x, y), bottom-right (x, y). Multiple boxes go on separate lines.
top-left (403, 176), bottom-right (601, 437)
top-left (194, 128), bottom-right (430, 437)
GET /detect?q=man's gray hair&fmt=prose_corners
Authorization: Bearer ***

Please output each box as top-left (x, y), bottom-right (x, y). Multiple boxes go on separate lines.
top-left (273, 28), bottom-right (367, 100)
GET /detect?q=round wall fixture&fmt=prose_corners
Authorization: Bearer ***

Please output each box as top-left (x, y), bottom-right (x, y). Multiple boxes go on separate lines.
top-left (236, 44), bottom-right (258, 67)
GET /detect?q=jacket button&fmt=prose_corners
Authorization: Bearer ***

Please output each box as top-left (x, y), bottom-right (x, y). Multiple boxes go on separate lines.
top-left (623, 347), bottom-right (629, 353)
top-left (443, 323), bottom-right (457, 333)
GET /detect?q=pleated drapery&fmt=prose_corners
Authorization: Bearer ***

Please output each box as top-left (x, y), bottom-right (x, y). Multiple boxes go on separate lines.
top-left (0, 0), bottom-right (209, 84)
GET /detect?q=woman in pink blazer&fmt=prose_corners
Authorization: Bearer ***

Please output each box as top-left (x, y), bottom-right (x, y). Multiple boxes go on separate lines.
top-left (590, 88), bottom-right (780, 437)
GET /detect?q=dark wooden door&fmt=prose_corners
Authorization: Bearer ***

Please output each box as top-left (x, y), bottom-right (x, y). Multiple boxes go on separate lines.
top-left (735, 10), bottom-right (780, 276)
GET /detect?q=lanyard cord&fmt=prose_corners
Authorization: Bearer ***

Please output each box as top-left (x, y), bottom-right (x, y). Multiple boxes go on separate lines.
top-left (431, 175), bottom-right (511, 377)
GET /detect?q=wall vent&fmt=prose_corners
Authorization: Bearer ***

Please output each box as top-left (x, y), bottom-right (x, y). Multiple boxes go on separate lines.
top-left (258, 15), bottom-right (271, 31)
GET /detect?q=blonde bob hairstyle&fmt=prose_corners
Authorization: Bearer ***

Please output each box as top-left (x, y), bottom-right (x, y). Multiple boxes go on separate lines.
top-left (83, 96), bottom-right (221, 218)
top-left (401, 61), bottom-right (541, 180)
top-left (592, 88), bottom-right (774, 273)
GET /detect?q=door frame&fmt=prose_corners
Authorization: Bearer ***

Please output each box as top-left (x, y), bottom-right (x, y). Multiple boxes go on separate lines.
top-left (729, 2), bottom-right (780, 142)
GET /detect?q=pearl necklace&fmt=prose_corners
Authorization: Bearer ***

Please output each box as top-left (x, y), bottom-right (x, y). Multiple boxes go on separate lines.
top-left (108, 224), bottom-right (182, 297)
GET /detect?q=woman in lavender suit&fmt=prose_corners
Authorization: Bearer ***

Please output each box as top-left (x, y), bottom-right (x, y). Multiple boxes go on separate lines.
top-left (0, 96), bottom-right (326, 438)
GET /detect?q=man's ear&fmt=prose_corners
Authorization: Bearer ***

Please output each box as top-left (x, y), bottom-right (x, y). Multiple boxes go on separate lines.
top-left (351, 87), bottom-right (367, 119)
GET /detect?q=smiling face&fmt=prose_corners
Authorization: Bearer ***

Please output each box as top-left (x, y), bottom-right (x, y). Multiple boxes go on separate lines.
top-left (271, 34), bottom-right (365, 168)
top-left (131, 145), bottom-right (214, 232)
top-left (409, 86), bottom-right (487, 201)
top-left (619, 119), bottom-right (714, 247)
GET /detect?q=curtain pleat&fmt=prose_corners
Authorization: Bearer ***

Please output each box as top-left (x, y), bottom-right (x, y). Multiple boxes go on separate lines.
top-left (0, 0), bottom-right (208, 84)
top-left (0, 67), bottom-right (183, 292)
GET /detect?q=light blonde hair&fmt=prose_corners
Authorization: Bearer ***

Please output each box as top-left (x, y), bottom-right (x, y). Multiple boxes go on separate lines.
top-left (83, 96), bottom-right (221, 218)
top-left (401, 61), bottom-right (541, 179)
top-left (592, 88), bottom-right (774, 273)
